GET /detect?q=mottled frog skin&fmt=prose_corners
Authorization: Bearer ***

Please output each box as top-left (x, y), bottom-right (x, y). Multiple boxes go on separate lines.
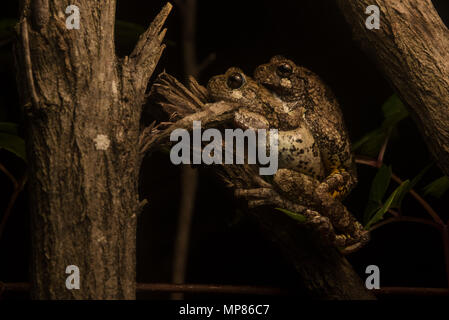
top-left (207, 67), bottom-right (325, 180)
top-left (206, 67), bottom-right (369, 251)
top-left (254, 56), bottom-right (357, 200)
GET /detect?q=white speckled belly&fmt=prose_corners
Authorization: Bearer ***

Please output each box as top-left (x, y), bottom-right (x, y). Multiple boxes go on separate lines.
top-left (277, 126), bottom-right (325, 180)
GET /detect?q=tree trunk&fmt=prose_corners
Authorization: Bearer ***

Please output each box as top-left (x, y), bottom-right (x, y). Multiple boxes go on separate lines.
top-left (336, 0), bottom-right (449, 175)
top-left (14, 0), bottom-right (171, 299)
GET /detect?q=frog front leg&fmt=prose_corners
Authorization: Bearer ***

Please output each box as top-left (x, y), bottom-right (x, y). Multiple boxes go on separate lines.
top-left (318, 130), bottom-right (358, 200)
top-left (234, 109), bottom-right (270, 130)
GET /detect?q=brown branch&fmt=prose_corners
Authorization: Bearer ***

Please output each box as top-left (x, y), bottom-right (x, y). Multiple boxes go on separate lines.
top-left (369, 216), bottom-right (442, 232)
top-left (391, 173), bottom-right (444, 226)
top-left (387, 208), bottom-right (399, 217)
top-left (197, 53), bottom-right (216, 74)
top-left (171, 165), bottom-right (197, 299)
top-left (0, 163), bottom-right (18, 189)
top-left (2, 282), bottom-right (448, 297)
top-left (180, 0), bottom-right (198, 79)
top-left (127, 3), bottom-right (172, 92)
top-left (355, 157), bottom-right (378, 168)
top-left (20, 18), bottom-right (39, 109)
top-left (172, 0), bottom-right (199, 299)
top-left (374, 287), bottom-right (449, 296)
top-left (377, 131), bottom-right (390, 166)
top-left (337, 0), bottom-right (449, 176)
top-left (137, 283), bottom-right (287, 295)
top-left (140, 100), bottom-right (238, 154)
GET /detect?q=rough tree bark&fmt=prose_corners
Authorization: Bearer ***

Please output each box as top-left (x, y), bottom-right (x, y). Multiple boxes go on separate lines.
top-left (14, 1), bottom-right (171, 299)
top-left (336, 0), bottom-right (449, 175)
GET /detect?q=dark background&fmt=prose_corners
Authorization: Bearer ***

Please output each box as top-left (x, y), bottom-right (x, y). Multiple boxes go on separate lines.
top-left (1, 0), bottom-right (449, 299)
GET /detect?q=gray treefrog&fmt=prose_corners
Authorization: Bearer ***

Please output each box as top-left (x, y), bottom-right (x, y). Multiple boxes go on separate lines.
top-left (207, 67), bottom-right (369, 251)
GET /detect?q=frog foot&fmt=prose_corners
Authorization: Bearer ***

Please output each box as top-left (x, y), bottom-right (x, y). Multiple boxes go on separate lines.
top-left (301, 211), bottom-right (369, 252)
top-left (234, 188), bottom-right (353, 249)
top-left (336, 228), bottom-right (370, 255)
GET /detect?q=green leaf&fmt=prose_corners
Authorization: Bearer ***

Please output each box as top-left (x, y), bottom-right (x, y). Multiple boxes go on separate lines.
top-left (0, 132), bottom-right (26, 161)
top-left (390, 179), bottom-right (410, 209)
top-left (365, 182), bottom-right (407, 229)
top-left (363, 203), bottom-right (381, 226)
top-left (275, 208), bottom-right (306, 223)
top-left (0, 122), bottom-right (19, 135)
top-left (410, 163), bottom-right (433, 189)
top-left (390, 163), bottom-right (433, 209)
top-left (353, 95), bottom-right (408, 156)
top-left (363, 165), bottom-right (392, 224)
top-left (422, 176), bottom-right (449, 198)
top-left (370, 165), bottom-right (392, 202)
top-left (352, 128), bottom-right (384, 152)
top-left (381, 94), bottom-right (408, 128)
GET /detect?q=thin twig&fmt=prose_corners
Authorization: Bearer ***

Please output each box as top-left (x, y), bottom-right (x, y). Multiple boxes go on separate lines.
top-left (0, 163), bottom-right (18, 189)
top-left (355, 157), bottom-right (378, 168)
top-left (171, 0), bottom-right (199, 300)
top-left (20, 18), bottom-right (39, 109)
top-left (197, 52), bottom-right (216, 74)
top-left (373, 287), bottom-right (449, 296)
top-left (387, 208), bottom-right (399, 217)
top-left (2, 282), bottom-right (448, 297)
top-left (376, 131), bottom-right (390, 166)
top-left (369, 216), bottom-right (442, 232)
top-left (391, 173), bottom-right (444, 226)
top-left (137, 283), bottom-right (287, 295)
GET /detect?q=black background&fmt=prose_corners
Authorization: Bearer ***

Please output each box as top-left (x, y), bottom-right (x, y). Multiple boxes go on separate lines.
top-left (1, 0), bottom-right (449, 299)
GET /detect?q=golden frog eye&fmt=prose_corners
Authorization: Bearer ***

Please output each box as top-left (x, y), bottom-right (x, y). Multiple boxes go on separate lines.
top-left (227, 72), bottom-right (244, 89)
top-left (276, 63), bottom-right (293, 77)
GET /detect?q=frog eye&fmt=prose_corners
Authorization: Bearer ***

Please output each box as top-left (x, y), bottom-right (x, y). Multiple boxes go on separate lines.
top-left (276, 63), bottom-right (293, 77)
top-left (227, 72), bottom-right (245, 89)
